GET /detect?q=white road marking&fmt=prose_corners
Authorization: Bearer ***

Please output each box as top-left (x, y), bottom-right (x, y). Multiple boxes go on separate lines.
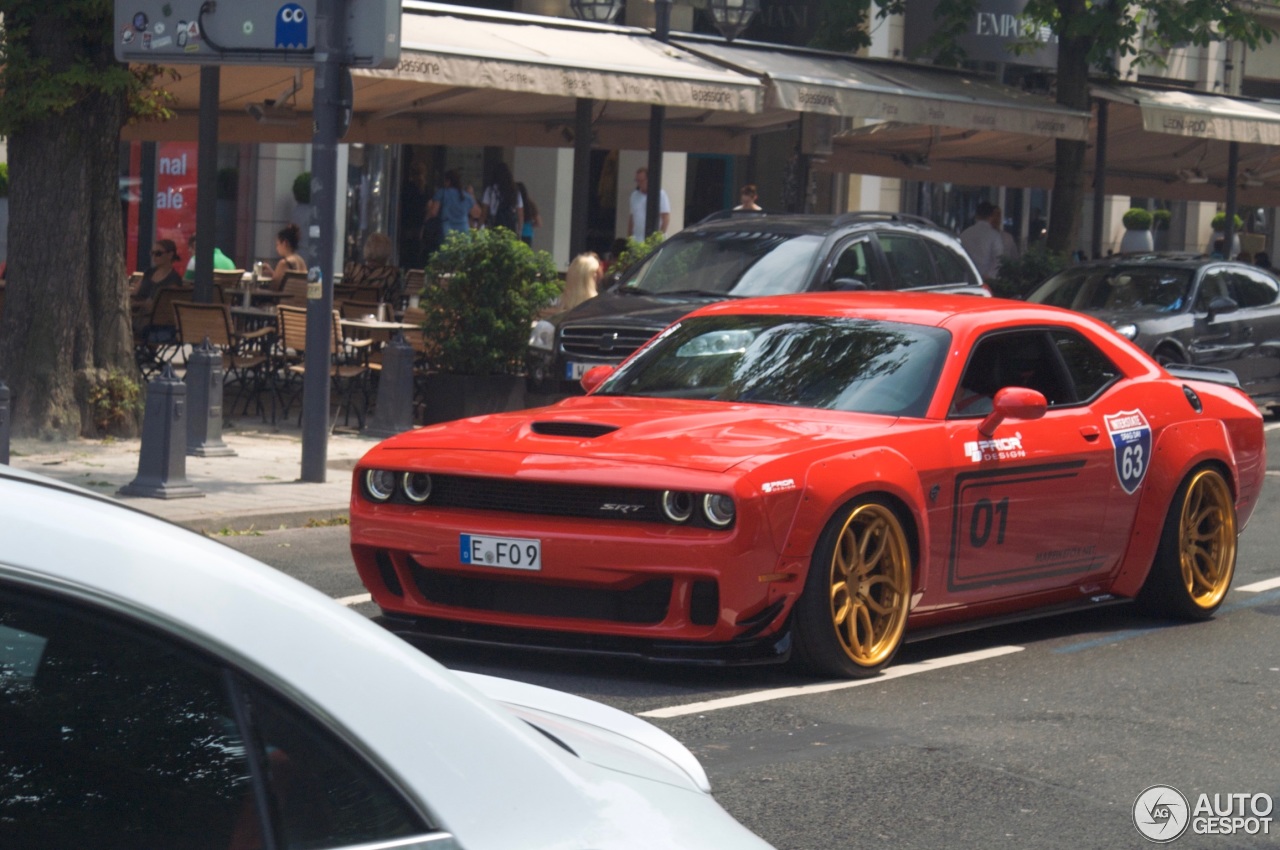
top-left (638, 646), bottom-right (1024, 719)
top-left (1237, 577), bottom-right (1280, 593)
top-left (337, 592), bottom-right (373, 607)
top-left (1263, 421), bottom-right (1280, 431)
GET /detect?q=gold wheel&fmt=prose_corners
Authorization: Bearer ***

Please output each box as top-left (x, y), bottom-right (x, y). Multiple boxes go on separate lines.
top-left (824, 503), bottom-right (911, 669)
top-left (1176, 468), bottom-right (1236, 612)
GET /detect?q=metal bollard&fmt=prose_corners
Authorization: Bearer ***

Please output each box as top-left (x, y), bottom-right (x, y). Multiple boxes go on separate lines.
top-left (364, 333), bottom-right (416, 439)
top-left (118, 364), bottom-right (204, 499)
top-left (0, 381), bottom-right (9, 466)
top-left (185, 338), bottom-right (236, 457)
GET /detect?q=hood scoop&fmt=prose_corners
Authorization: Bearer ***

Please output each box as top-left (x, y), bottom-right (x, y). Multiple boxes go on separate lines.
top-left (531, 421), bottom-right (620, 439)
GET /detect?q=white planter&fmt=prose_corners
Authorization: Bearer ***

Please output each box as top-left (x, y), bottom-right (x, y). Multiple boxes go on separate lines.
top-left (1119, 229), bottom-right (1153, 254)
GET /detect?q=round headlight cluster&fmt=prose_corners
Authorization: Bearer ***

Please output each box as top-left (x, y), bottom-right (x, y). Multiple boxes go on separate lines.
top-left (661, 490), bottom-right (735, 528)
top-left (363, 469), bottom-right (433, 504)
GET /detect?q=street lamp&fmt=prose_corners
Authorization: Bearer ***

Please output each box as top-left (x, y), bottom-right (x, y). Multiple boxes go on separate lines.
top-left (568, 0), bottom-right (623, 23)
top-left (705, 0), bottom-right (760, 42)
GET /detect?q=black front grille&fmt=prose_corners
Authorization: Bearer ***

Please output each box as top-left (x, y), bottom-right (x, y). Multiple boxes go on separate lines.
top-left (411, 565), bottom-right (672, 624)
top-left (560, 325), bottom-right (656, 359)
top-left (429, 475), bottom-right (665, 523)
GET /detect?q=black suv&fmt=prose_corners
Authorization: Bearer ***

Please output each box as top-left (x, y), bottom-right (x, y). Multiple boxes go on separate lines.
top-left (527, 211), bottom-right (988, 394)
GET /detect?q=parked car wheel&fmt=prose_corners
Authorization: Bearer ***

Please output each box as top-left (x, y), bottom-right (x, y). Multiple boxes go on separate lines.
top-left (1139, 465), bottom-right (1236, 619)
top-left (793, 497), bottom-right (912, 678)
top-left (1153, 344), bottom-right (1186, 367)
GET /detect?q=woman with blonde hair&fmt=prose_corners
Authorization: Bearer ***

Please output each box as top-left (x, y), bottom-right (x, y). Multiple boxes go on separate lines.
top-left (344, 232), bottom-right (402, 305)
top-left (561, 252), bottom-right (602, 311)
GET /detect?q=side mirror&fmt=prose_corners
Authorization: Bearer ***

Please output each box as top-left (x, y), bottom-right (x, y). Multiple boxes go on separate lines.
top-left (580, 365), bottom-right (614, 393)
top-left (979, 386), bottom-right (1047, 437)
top-left (1207, 295), bottom-right (1238, 319)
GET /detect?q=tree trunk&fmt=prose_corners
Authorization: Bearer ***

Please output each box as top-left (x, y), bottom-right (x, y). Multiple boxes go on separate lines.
top-left (0, 8), bottom-right (135, 439)
top-left (1046, 0), bottom-right (1091, 257)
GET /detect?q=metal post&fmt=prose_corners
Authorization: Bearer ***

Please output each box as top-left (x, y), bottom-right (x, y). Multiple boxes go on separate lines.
top-left (195, 67), bottom-right (219, 304)
top-left (119, 365), bottom-right (203, 499)
top-left (1225, 141), bottom-right (1240, 258)
top-left (571, 98), bottom-right (593, 257)
top-left (0, 381), bottom-right (9, 466)
top-left (1090, 99), bottom-right (1108, 260)
top-left (185, 339), bottom-right (235, 457)
top-left (645, 0), bottom-right (671, 241)
top-left (301, 0), bottom-right (348, 483)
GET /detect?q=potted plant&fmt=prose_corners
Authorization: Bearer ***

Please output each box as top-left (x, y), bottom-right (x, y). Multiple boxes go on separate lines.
top-left (1209, 211), bottom-right (1244, 257)
top-left (419, 226), bottom-right (561, 423)
top-left (992, 244), bottom-right (1068, 300)
top-left (1152, 208), bottom-right (1172, 250)
top-left (1119, 207), bottom-right (1154, 254)
top-left (290, 171), bottom-right (316, 267)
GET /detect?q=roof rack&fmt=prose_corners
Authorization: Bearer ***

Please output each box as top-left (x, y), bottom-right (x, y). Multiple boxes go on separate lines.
top-left (693, 209), bottom-right (771, 226)
top-left (832, 211), bottom-right (936, 228)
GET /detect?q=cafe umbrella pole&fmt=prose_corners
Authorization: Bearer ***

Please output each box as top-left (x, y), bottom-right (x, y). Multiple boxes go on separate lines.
top-left (301, 0), bottom-right (347, 483)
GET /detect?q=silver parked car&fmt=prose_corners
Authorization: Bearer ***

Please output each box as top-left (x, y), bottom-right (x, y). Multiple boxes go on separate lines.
top-left (0, 466), bottom-right (773, 850)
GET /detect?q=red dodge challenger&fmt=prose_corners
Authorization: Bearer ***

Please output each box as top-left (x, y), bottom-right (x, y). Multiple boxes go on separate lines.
top-left (350, 293), bottom-right (1265, 678)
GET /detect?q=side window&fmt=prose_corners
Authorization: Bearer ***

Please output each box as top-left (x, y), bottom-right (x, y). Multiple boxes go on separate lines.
top-left (951, 330), bottom-right (1069, 416)
top-left (1052, 331), bottom-right (1121, 401)
top-left (0, 586), bottom-right (430, 850)
top-left (926, 239), bottom-right (978, 285)
top-left (1193, 270), bottom-right (1232, 312)
top-left (828, 239), bottom-right (880, 289)
top-left (878, 234), bottom-right (937, 289)
top-left (1230, 271), bottom-right (1280, 308)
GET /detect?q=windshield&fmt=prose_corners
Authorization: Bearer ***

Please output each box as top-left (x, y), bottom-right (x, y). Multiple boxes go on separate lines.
top-left (621, 232), bottom-right (824, 297)
top-left (596, 314), bottom-right (950, 417)
top-left (1029, 266), bottom-right (1194, 314)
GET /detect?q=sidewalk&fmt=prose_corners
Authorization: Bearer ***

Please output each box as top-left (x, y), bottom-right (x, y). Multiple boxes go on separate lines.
top-left (6, 421), bottom-right (378, 533)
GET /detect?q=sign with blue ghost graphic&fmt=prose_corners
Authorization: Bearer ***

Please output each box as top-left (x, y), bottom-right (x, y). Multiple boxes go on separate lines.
top-left (114, 0), bottom-right (400, 68)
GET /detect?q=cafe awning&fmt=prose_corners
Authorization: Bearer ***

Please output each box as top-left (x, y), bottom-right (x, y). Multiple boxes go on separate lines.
top-left (122, 3), bottom-right (767, 153)
top-left (818, 83), bottom-right (1280, 207)
top-left (675, 37), bottom-right (1090, 141)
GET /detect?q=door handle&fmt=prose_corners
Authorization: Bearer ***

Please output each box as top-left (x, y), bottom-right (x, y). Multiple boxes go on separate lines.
top-left (1080, 425), bottom-right (1100, 441)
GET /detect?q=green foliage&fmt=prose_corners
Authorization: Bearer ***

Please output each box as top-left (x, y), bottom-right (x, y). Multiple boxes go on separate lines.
top-left (292, 172), bottom-right (311, 205)
top-left (991, 245), bottom-right (1068, 301)
top-left (1211, 212), bottom-right (1244, 231)
top-left (0, 0), bottom-right (175, 133)
top-left (612, 232), bottom-right (665, 279)
top-left (86, 370), bottom-right (141, 435)
top-left (0, 163), bottom-right (9, 198)
top-left (1122, 208), bottom-right (1153, 230)
top-left (1152, 209), bottom-right (1171, 231)
top-left (422, 227), bottom-right (561, 375)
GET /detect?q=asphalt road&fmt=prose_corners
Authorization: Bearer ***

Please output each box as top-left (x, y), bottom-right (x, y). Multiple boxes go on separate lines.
top-left (222, 423), bottom-right (1280, 850)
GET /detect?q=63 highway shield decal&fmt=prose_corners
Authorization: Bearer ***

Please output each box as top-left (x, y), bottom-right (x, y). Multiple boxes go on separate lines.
top-left (1105, 410), bottom-right (1151, 495)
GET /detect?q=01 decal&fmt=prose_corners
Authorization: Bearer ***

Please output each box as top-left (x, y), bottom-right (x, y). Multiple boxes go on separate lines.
top-left (1104, 410), bottom-right (1152, 495)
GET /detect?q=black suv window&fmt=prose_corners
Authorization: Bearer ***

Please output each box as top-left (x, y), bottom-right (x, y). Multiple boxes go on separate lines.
top-left (877, 234), bottom-right (937, 289)
top-left (0, 585), bottom-right (431, 850)
top-left (624, 231), bottom-right (823, 297)
top-left (828, 238), bottom-right (883, 289)
top-left (927, 238), bottom-right (979, 286)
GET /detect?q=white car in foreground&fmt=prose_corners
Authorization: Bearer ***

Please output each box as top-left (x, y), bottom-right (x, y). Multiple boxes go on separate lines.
top-left (0, 466), bottom-right (772, 850)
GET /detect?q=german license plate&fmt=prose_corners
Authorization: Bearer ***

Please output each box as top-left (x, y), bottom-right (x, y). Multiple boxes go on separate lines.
top-left (460, 534), bottom-right (542, 571)
top-left (565, 361), bottom-right (591, 380)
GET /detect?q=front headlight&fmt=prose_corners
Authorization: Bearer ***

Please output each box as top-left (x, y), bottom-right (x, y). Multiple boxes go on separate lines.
top-left (402, 472), bottom-right (432, 503)
top-left (363, 469), bottom-right (397, 502)
top-left (1113, 323), bottom-right (1139, 340)
top-left (702, 494), bottom-right (736, 528)
top-left (529, 319), bottom-right (556, 351)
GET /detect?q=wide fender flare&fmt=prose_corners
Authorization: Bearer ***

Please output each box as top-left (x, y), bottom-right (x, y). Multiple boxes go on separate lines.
top-left (1110, 417), bottom-right (1237, 599)
top-left (783, 447), bottom-right (930, 580)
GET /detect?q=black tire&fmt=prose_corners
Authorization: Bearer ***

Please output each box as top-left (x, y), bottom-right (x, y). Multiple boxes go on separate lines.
top-left (1153, 345), bottom-right (1186, 367)
top-left (792, 497), bottom-right (913, 678)
top-left (1137, 466), bottom-right (1237, 619)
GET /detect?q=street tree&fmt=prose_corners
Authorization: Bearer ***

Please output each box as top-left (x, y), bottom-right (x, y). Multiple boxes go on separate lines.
top-left (812, 0), bottom-right (1273, 254)
top-left (0, 0), bottom-right (172, 438)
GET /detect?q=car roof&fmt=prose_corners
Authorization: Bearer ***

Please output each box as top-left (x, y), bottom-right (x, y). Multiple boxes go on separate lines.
top-left (684, 210), bottom-right (950, 238)
top-left (0, 467), bottom-right (635, 846)
top-left (1065, 252), bottom-right (1244, 271)
top-left (686, 291), bottom-right (1058, 327)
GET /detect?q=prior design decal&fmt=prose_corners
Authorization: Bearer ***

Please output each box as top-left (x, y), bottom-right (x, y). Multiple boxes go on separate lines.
top-left (964, 432), bottom-right (1025, 463)
top-left (761, 478), bottom-right (796, 494)
top-left (1105, 410), bottom-right (1151, 494)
